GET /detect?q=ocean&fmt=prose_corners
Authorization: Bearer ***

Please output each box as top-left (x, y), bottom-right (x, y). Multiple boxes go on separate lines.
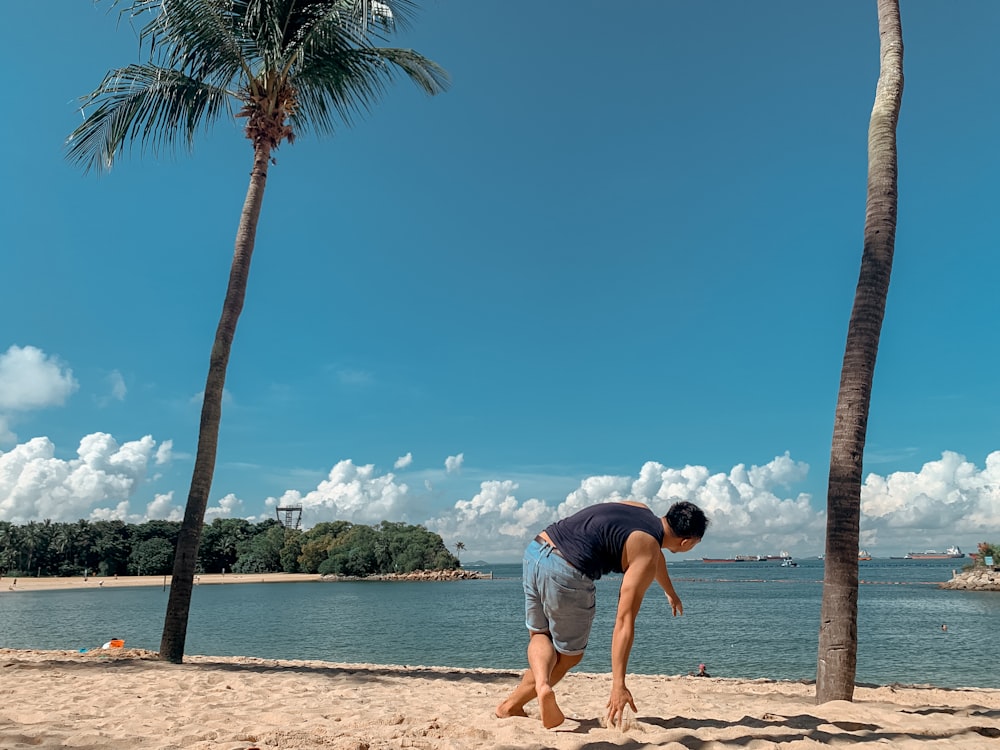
top-left (1, 558), bottom-right (994, 689)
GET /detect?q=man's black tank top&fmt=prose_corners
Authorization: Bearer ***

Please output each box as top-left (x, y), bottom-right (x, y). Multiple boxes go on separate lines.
top-left (544, 503), bottom-right (664, 580)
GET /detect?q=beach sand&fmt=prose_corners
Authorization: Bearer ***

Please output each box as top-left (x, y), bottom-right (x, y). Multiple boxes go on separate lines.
top-left (0, 572), bottom-right (320, 593)
top-left (1, 649), bottom-right (997, 749)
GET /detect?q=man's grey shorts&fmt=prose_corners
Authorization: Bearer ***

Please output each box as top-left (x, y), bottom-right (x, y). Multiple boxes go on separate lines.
top-left (523, 537), bottom-right (596, 655)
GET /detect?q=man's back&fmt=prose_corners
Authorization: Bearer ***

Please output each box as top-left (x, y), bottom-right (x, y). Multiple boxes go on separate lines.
top-left (544, 503), bottom-right (664, 580)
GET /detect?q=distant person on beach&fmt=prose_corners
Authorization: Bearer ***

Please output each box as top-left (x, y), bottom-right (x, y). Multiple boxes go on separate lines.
top-left (496, 500), bottom-right (709, 729)
top-left (696, 663), bottom-right (711, 677)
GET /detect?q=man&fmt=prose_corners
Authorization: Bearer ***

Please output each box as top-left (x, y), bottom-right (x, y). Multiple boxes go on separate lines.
top-left (496, 500), bottom-right (708, 729)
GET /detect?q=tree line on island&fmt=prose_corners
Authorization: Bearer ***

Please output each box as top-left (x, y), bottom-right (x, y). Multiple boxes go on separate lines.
top-left (0, 518), bottom-right (459, 579)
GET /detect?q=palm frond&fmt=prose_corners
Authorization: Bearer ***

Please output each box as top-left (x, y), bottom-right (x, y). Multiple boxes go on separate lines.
top-left (368, 47), bottom-right (449, 95)
top-left (290, 45), bottom-right (447, 137)
top-left (76, 0), bottom-right (447, 161)
top-left (66, 63), bottom-right (233, 173)
top-left (349, 0), bottom-right (419, 36)
top-left (135, 0), bottom-right (251, 88)
top-left (291, 48), bottom-right (387, 134)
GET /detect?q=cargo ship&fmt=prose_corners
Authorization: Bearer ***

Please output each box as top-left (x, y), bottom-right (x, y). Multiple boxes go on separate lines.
top-left (702, 555), bottom-right (766, 563)
top-left (764, 551), bottom-right (793, 561)
top-left (904, 546), bottom-right (964, 560)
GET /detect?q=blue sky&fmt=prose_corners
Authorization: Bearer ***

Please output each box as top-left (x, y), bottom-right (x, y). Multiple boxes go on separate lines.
top-left (1, 1), bottom-right (998, 562)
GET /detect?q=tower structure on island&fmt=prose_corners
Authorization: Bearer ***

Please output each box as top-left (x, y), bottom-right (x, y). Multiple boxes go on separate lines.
top-left (275, 505), bottom-right (303, 530)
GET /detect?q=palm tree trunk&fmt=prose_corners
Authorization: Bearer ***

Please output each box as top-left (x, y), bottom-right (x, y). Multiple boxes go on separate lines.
top-left (816, 0), bottom-right (903, 704)
top-left (159, 143), bottom-right (272, 663)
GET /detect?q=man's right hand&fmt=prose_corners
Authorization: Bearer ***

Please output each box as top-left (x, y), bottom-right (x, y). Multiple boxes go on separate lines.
top-left (606, 683), bottom-right (637, 728)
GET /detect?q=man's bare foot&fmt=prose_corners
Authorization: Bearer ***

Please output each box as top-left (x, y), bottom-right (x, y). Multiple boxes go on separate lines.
top-left (537, 685), bottom-right (565, 729)
top-left (494, 701), bottom-right (529, 719)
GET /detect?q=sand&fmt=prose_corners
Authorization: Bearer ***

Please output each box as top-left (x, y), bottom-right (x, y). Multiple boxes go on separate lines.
top-left (0, 572), bottom-right (321, 593)
top-left (1, 649), bottom-right (998, 749)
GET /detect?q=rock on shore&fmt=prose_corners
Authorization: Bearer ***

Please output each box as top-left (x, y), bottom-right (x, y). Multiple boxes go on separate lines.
top-left (939, 567), bottom-right (1000, 591)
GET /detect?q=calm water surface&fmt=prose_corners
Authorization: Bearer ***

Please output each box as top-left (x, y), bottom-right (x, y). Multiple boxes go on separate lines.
top-left (1, 558), bottom-right (993, 689)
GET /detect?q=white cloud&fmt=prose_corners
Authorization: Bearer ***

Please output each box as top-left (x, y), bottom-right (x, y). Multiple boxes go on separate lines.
top-left (206, 492), bottom-right (244, 522)
top-left (445, 453), bottom-right (464, 474)
top-left (0, 346), bottom-right (79, 443)
top-left (0, 432), bottom-right (171, 524)
top-left (155, 440), bottom-right (173, 466)
top-left (860, 450), bottom-right (1000, 549)
top-left (425, 480), bottom-right (560, 560)
top-left (5, 434), bottom-right (995, 565)
top-left (146, 492), bottom-right (183, 522)
top-left (264, 459), bottom-right (412, 527)
top-left (394, 452), bottom-right (413, 469)
top-left (108, 370), bottom-right (127, 401)
top-left (235, 450), bottom-right (1000, 562)
top-left (558, 474), bottom-right (632, 517)
top-left (0, 346), bottom-right (78, 412)
top-left (424, 454), bottom-right (822, 561)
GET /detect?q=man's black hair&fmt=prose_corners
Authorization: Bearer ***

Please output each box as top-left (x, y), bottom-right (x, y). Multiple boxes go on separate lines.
top-left (665, 501), bottom-right (709, 539)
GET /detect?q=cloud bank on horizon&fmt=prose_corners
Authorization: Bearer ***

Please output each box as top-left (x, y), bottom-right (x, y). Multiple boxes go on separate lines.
top-left (2, 343), bottom-right (998, 560)
top-left (1, 430), bottom-right (997, 561)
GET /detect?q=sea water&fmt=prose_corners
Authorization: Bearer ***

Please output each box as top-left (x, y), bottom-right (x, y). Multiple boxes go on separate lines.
top-left (1, 558), bottom-right (994, 689)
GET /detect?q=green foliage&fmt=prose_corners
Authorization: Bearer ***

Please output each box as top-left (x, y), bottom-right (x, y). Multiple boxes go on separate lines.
top-left (129, 537), bottom-right (175, 576)
top-left (317, 521), bottom-right (459, 577)
top-left (198, 517), bottom-right (255, 573)
top-left (297, 522), bottom-right (354, 573)
top-left (232, 524), bottom-right (285, 573)
top-left (0, 517), bottom-right (457, 578)
top-left (279, 531), bottom-right (302, 573)
top-left (67, 0), bottom-right (450, 173)
top-left (976, 542), bottom-right (999, 566)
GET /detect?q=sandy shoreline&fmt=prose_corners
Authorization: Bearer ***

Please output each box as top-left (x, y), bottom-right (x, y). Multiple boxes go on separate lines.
top-left (1, 649), bottom-right (998, 749)
top-left (0, 572), bottom-right (321, 593)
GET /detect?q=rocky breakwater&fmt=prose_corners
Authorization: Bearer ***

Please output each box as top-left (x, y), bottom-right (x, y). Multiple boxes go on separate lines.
top-left (939, 567), bottom-right (1000, 592)
top-left (321, 568), bottom-right (492, 582)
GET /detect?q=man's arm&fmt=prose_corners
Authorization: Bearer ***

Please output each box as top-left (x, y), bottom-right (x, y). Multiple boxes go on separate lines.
top-left (606, 535), bottom-right (658, 728)
top-left (655, 551), bottom-right (683, 616)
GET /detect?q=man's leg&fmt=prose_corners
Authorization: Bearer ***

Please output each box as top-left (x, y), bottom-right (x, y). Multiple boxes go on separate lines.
top-left (496, 634), bottom-right (583, 723)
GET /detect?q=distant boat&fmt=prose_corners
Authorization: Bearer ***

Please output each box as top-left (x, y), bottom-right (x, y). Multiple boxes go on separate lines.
top-left (858, 550), bottom-right (872, 561)
top-left (780, 559), bottom-right (798, 567)
top-left (702, 555), bottom-right (765, 563)
top-left (905, 546), bottom-right (964, 560)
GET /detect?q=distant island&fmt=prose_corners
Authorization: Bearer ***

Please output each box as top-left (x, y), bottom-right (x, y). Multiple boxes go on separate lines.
top-left (0, 517), bottom-right (460, 580)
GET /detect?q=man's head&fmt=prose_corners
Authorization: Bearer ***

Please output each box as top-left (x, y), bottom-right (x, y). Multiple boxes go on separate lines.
top-left (664, 501), bottom-right (709, 544)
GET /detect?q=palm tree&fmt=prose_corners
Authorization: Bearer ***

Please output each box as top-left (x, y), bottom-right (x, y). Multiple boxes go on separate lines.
top-left (52, 524), bottom-right (76, 564)
top-left (67, 0), bottom-right (448, 663)
top-left (816, 0), bottom-right (903, 703)
top-left (0, 523), bottom-right (20, 574)
top-left (19, 522), bottom-right (39, 575)
top-left (454, 541), bottom-right (465, 561)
